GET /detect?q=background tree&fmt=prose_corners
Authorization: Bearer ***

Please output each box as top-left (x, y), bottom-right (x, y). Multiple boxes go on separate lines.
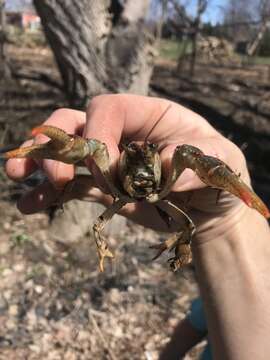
top-left (247, 0), bottom-right (270, 56)
top-left (0, 0), bottom-right (9, 78)
top-left (221, 0), bottom-right (270, 56)
top-left (33, 0), bottom-right (155, 109)
top-left (155, 0), bottom-right (169, 40)
top-left (29, 0), bottom-right (156, 243)
top-left (168, 0), bottom-right (208, 76)
top-left (189, 0), bottom-right (208, 75)
top-left (221, 0), bottom-right (254, 44)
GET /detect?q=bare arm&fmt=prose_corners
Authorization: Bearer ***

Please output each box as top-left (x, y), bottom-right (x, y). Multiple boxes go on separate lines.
top-left (193, 206), bottom-right (270, 360)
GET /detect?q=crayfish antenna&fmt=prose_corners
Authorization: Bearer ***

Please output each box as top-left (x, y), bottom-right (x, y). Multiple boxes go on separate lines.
top-left (144, 104), bottom-right (172, 143)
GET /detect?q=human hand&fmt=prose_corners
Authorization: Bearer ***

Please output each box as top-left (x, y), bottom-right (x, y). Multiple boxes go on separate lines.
top-left (6, 94), bottom-right (255, 241)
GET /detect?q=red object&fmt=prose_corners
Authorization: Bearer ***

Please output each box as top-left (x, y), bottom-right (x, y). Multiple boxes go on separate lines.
top-left (22, 12), bottom-right (40, 29)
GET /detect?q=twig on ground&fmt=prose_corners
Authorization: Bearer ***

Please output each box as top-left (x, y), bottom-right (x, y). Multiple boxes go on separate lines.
top-left (88, 309), bottom-right (118, 360)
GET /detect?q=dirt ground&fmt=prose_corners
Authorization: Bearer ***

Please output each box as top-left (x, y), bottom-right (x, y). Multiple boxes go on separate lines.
top-left (151, 58), bottom-right (270, 204)
top-left (0, 42), bottom-right (270, 360)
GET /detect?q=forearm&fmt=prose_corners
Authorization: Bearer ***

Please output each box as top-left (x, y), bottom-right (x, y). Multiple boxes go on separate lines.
top-left (193, 207), bottom-right (270, 360)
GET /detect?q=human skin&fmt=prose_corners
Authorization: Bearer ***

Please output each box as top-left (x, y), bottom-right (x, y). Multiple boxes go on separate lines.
top-left (5, 94), bottom-right (270, 359)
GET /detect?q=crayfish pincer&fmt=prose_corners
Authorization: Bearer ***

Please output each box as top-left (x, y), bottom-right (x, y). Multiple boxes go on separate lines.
top-left (4, 125), bottom-right (270, 272)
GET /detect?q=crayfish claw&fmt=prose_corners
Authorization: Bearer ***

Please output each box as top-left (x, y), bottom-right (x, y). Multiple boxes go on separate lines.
top-left (5, 125), bottom-right (91, 165)
top-left (184, 152), bottom-right (270, 219)
top-left (230, 179), bottom-right (270, 219)
top-left (31, 125), bottom-right (71, 148)
top-left (204, 161), bottom-right (270, 218)
top-left (4, 143), bottom-right (49, 160)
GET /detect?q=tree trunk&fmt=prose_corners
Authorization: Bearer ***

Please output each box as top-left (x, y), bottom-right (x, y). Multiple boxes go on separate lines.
top-left (156, 0), bottom-right (168, 40)
top-left (189, 0), bottom-right (207, 77)
top-left (173, 0), bottom-right (207, 76)
top-left (247, 20), bottom-right (270, 56)
top-left (32, 0), bottom-right (155, 245)
top-left (0, 0), bottom-right (9, 78)
top-left (176, 35), bottom-right (189, 71)
top-left (33, 0), bottom-right (155, 108)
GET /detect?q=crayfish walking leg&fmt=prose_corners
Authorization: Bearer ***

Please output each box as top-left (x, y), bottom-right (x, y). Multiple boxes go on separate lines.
top-left (150, 199), bottom-right (196, 271)
top-left (93, 198), bottom-right (127, 272)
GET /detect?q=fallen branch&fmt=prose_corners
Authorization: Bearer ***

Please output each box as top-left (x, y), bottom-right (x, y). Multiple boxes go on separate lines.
top-left (88, 309), bottom-right (118, 360)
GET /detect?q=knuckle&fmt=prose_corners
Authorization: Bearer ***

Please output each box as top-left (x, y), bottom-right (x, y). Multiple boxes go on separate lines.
top-left (51, 108), bottom-right (72, 119)
top-left (228, 139), bottom-right (247, 166)
top-left (45, 108), bottom-right (74, 125)
top-left (220, 138), bottom-right (249, 178)
top-left (87, 94), bottom-right (124, 114)
top-left (88, 95), bottom-right (107, 109)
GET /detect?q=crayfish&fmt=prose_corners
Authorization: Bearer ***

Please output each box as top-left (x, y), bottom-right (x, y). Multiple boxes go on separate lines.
top-left (3, 116), bottom-right (270, 272)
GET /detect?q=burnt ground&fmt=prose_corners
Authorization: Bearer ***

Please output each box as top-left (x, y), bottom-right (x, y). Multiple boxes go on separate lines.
top-left (0, 42), bottom-right (269, 360)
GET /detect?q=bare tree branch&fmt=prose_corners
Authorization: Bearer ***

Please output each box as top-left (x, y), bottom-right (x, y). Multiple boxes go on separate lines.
top-left (169, 0), bottom-right (208, 75)
top-left (247, 0), bottom-right (270, 55)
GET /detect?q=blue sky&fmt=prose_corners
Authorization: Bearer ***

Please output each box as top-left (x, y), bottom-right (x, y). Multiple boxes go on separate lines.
top-left (185, 0), bottom-right (227, 24)
top-left (6, 0), bottom-right (227, 24)
top-left (149, 0), bottom-right (228, 25)
top-left (6, 0), bottom-right (32, 11)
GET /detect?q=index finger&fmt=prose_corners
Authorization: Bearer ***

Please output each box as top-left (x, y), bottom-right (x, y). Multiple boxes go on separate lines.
top-left (84, 94), bottom-right (216, 176)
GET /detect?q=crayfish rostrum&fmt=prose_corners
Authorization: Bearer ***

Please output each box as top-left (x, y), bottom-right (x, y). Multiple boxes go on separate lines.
top-left (4, 121), bottom-right (270, 272)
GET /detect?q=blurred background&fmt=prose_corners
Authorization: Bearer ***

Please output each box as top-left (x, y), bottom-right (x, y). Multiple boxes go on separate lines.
top-left (0, 1), bottom-right (269, 359)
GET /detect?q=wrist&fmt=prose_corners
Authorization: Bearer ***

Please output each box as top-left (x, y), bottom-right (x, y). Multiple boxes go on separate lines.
top-left (191, 208), bottom-right (270, 359)
top-left (192, 206), bottom-right (270, 285)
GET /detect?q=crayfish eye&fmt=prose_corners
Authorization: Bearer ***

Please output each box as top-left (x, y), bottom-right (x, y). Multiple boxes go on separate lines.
top-left (123, 142), bottom-right (139, 156)
top-left (146, 142), bottom-right (158, 153)
top-left (149, 143), bottom-right (157, 149)
top-left (128, 143), bottom-right (137, 150)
